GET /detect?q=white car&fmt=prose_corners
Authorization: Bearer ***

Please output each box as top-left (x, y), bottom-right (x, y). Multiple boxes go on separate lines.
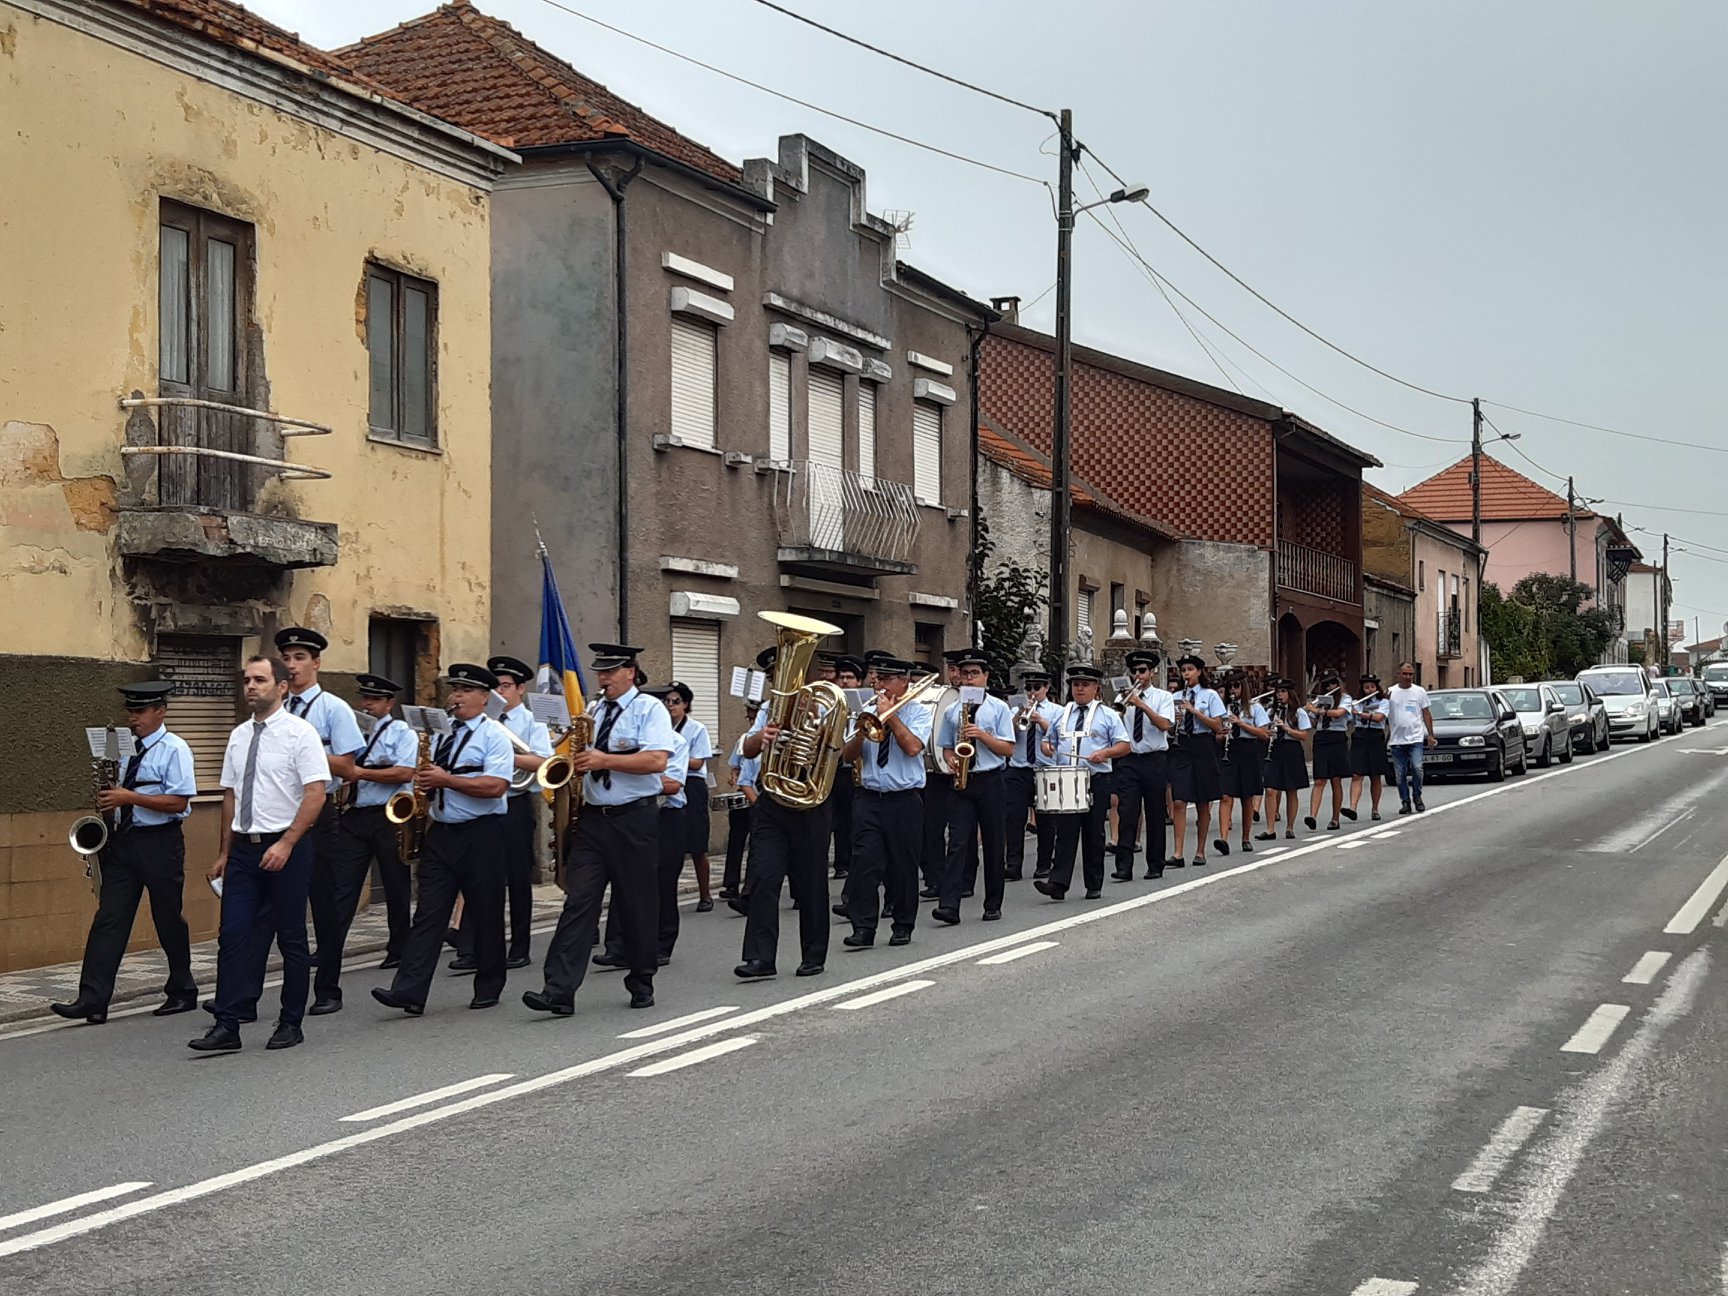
top-left (1576, 666), bottom-right (1660, 743)
top-left (1498, 683), bottom-right (1573, 767)
top-left (1650, 679), bottom-right (1683, 735)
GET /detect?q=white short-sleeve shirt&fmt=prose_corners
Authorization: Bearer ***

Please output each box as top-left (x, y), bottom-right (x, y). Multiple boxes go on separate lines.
top-left (220, 708), bottom-right (330, 833)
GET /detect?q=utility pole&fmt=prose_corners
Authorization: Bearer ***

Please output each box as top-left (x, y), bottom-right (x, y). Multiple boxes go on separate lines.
top-left (1047, 107), bottom-right (1076, 665)
top-left (1660, 532), bottom-right (1671, 669)
top-left (1470, 398), bottom-right (1483, 549)
top-left (1565, 475), bottom-right (1576, 584)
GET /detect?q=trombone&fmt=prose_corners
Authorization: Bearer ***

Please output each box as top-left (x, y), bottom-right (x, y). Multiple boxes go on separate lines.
top-left (854, 672), bottom-right (942, 744)
top-left (488, 716), bottom-right (575, 793)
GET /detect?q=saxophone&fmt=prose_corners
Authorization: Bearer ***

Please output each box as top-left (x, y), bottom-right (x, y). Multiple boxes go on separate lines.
top-left (548, 711), bottom-right (593, 887)
top-left (951, 701), bottom-right (979, 790)
top-left (68, 726), bottom-right (120, 895)
top-left (385, 729), bottom-right (433, 862)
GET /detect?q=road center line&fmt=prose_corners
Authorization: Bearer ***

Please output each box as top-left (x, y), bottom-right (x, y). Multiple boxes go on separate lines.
top-left (1561, 1004), bottom-right (1631, 1055)
top-left (617, 1005), bottom-right (741, 1039)
top-left (625, 1037), bottom-right (757, 1077)
top-left (832, 980), bottom-right (935, 1011)
top-left (1451, 1106), bottom-right (1549, 1193)
top-left (1664, 854), bottom-right (1728, 935)
top-left (977, 941), bottom-right (1059, 965)
top-left (1622, 951), bottom-right (1672, 985)
top-left (1338, 840), bottom-right (1370, 850)
top-left (1350, 1279), bottom-right (1418, 1295)
top-left (0, 1183), bottom-right (152, 1234)
top-left (338, 1074), bottom-right (514, 1123)
top-left (1371, 829), bottom-right (1403, 839)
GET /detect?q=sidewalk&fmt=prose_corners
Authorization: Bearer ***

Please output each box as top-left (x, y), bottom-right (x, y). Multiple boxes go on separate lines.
top-left (0, 884), bottom-right (573, 1026)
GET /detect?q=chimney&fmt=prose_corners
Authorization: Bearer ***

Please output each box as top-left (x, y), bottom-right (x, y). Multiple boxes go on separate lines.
top-left (990, 295), bottom-right (1021, 325)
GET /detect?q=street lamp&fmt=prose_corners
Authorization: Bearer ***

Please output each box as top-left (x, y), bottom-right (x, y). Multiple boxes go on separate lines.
top-left (1047, 103), bottom-right (1148, 663)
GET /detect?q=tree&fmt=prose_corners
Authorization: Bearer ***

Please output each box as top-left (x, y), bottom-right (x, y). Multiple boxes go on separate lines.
top-left (1480, 575), bottom-right (1617, 680)
top-left (1480, 582), bottom-right (1548, 680)
top-left (971, 510), bottom-right (1052, 682)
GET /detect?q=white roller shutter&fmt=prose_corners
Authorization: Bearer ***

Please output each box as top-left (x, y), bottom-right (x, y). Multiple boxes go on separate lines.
top-left (913, 400), bottom-right (943, 505)
top-left (857, 382), bottom-right (877, 479)
top-left (1076, 588), bottom-right (1093, 645)
top-left (155, 635), bottom-right (241, 792)
top-left (669, 318), bottom-right (717, 449)
top-left (671, 620), bottom-right (723, 749)
top-left (807, 369), bottom-right (846, 550)
top-left (767, 351), bottom-right (792, 461)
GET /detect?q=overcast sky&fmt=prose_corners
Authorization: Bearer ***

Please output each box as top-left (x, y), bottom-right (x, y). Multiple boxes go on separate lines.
top-left (255, 0), bottom-right (1728, 641)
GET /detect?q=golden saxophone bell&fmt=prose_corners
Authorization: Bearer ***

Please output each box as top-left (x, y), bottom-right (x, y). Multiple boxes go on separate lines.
top-left (535, 752), bottom-right (575, 792)
top-left (383, 789), bottom-right (417, 825)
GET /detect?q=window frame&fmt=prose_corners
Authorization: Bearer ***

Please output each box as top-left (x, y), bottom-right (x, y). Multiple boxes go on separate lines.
top-left (668, 316), bottom-right (720, 451)
top-left (365, 262), bottom-right (440, 449)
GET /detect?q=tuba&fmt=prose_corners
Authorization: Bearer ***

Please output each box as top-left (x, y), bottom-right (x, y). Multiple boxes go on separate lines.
top-left (69, 725), bottom-right (120, 895)
top-left (757, 611), bottom-right (849, 809)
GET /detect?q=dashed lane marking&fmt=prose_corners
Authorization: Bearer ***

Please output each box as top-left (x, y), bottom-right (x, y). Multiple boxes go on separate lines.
top-left (1623, 951), bottom-right (1673, 985)
top-left (339, 1075), bottom-right (514, 1123)
top-left (0, 1183), bottom-right (152, 1235)
top-left (617, 1005), bottom-right (741, 1039)
top-left (1451, 1107), bottom-right (1548, 1194)
top-left (1350, 1280), bottom-right (1418, 1295)
top-left (625, 1037), bottom-right (757, 1077)
top-left (832, 980), bottom-right (935, 1011)
top-left (977, 941), bottom-right (1059, 965)
top-left (1561, 1004), bottom-right (1631, 1055)
top-left (1664, 853), bottom-right (1728, 936)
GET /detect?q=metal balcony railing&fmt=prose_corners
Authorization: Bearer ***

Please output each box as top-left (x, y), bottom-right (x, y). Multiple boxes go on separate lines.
top-left (1438, 607), bottom-right (1463, 658)
top-left (1276, 539), bottom-right (1358, 603)
top-left (120, 393), bottom-right (331, 511)
top-left (765, 460), bottom-right (920, 566)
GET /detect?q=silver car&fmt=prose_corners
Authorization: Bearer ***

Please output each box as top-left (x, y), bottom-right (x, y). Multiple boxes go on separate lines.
top-left (1650, 679), bottom-right (1683, 735)
top-left (1499, 683), bottom-right (1572, 767)
top-left (1576, 666), bottom-right (1660, 742)
top-left (1541, 679), bottom-right (1610, 754)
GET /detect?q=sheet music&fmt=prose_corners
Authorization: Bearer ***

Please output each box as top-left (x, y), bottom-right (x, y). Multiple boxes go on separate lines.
top-left (1007, 693), bottom-right (1029, 710)
top-left (843, 689), bottom-right (874, 711)
top-left (353, 711), bottom-right (378, 736)
top-left (527, 692), bottom-right (571, 727)
top-left (747, 671), bottom-right (767, 703)
top-left (959, 686), bottom-right (988, 705)
top-left (85, 727), bottom-right (137, 759)
top-left (729, 666), bottom-right (749, 698)
top-left (484, 691), bottom-right (507, 720)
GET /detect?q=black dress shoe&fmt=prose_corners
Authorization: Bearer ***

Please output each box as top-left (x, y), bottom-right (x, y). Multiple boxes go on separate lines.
top-left (189, 1025), bottom-right (242, 1052)
top-left (1084, 888), bottom-right (1102, 899)
top-left (1241, 840), bottom-right (1253, 853)
top-left (1110, 870), bottom-right (1133, 882)
top-left (1255, 831), bottom-right (1277, 841)
top-left (202, 999), bottom-right (257, 1023)
top-left (919, 886), bottom-right (940, 900)
top-left (1033, 879), bottom-right (1064, 900)
top-left (1303, 815), bottom-right (1318, 831)
top-left (843, 931), bottom-right (874, 949)
top-left (1190, 857), bottom-right (1207, 869)
top-left (378, 954), bottom-right (401, 970)
top-left (50, 999), bottom-right (107, 1024)
top-left (469, 996), bottom-right (500, 1010)
top-left (506, 954), bottom-right (532, 970)
top-left (1032, 868), bottom-right (1052, 880)
top-left (1004, 871), bottom-right (1023, 881)
top-left (522, 989), bottom-right (574, 1016)
top-left (1341, 807), bottom-right (1358, 821)
top-left (795, 961), bottom-right (824, 977)
top-left (888, 928), bottom-right (912, 946)
top-left (1144, 866), bottom-right (1164, 879)
top-left (931, 907), bottom-right (960, 926)
top-left (717, 887), bottom-right (740, 900)
top-left (629, 989), bottom-right (655, 1009)
top-left (1166, 857), bottom-right (1186, 870)
top-left (591, 953), bottom-right (627, 970)
top-left (656, 955), bottom-right (671, 967)
top-left (444, 927), bottom-right (461, 949)
top-left (726, 896), bottom-right (750, 916)
top-left (308, 998), bottom-right (342, 1016)
top-left (370, 987), bottom-right (424, 1016)
top-left (447, 956), bottom-right (477, 973)
top-left (1214, 838), bottom-right (1229, 856)
top-left (265, 1023), bottom-right (304, 1050)
top-left (153, 996), bottom-right (197, 1017)
top-left (734, 960), bottom-right (777, 980)
top-left (831, 902), bottom-right (850, 918)
top-left (695, 899), bottom-right (714, 913)
top-left (982, 909), bottom-right (1002, 921)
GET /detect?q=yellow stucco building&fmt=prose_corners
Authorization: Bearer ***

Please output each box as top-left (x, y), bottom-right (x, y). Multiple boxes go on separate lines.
top-left (0, 0), bottom-right (515, 970)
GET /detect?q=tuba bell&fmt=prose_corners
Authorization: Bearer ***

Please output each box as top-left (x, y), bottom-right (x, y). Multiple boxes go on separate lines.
top-left (756, 611), bottom-right (849, 809)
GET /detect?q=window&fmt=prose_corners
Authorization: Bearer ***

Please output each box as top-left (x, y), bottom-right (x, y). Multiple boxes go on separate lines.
top-left (915, 620), bottom-right (944, 670)
top-left (159, 200), bottom-right (254, 509)
top-left (808, 369), bottom-right (845, 470)
top-left (1076, 586), bottom-right (1094, 642)
top-left (669, 317), bottom-right (718, 449)
top-left (369, 616), bottom-right (439, 704)
top-left (670, 620), bottom-right (722, 747)
top-left (913, 400), bottom-right (943, 505)
top-left (767, 351), bottom-right (792, 461)
top-left (366, 264), bottom-right (438, 445)
top-left (154, 635), bottom-right (241, 793)
top-left (1110, 582), bottom-right (1126, 633)
top-left (857, 382), bottom-right (877, 479)
top-left (1418, 561), bottom-right (1425, 592)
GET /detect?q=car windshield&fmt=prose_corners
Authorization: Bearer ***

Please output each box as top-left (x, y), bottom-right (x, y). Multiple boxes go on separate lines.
top-left (1502, 688), bottom-right (1542, 711)
top-left (1651, 682), bottom-right (1671, 697)
top-left (1550, 684), bottom-right (1583, 704)
top-left (1581, 670), bottom-right (1645, 697)
top-left (1432, 693), bottom-right (1494, 720)
top-left (1704, 665), bottom-right (1728, 681)
top-left (1669, 679), bottom-right (1694, 695)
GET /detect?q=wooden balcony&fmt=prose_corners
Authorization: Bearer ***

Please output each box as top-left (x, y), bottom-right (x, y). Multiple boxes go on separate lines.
top-left (1277, 539), bottom-right (1358, 604)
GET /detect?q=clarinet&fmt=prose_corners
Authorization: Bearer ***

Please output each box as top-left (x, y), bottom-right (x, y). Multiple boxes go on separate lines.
top-left (1266, 700), bottom-right (1284, 763)
top-left (1222, 699), bottom-right (1240, 762)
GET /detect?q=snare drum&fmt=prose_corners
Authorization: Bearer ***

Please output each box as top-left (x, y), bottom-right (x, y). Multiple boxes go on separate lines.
top-left (710, 791), bottom-right (749, 812)
top-left (1033, 764), bottom-right (1093, 814)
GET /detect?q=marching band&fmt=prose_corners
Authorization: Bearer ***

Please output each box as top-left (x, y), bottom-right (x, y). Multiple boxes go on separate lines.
top-left (53, 616), bottom-right (1409, 1044)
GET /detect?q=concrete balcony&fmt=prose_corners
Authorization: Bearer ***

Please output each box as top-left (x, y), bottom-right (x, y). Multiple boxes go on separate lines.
top-left (1277, 539), bottom-right (1359, 604)
top-left (765, 460), bottom-right (920, 578)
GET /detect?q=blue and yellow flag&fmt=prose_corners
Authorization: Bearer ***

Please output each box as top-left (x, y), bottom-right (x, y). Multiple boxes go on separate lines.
top-left (536, 547), bottom-right (586, 723)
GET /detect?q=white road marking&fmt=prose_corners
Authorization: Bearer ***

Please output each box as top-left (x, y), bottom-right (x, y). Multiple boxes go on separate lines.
top-left (1560, 1004), bottom-right (1631, 1054)
top-left (1451, 1106), bottom-right (1549, 1193)
top-left (0, 733), bottom-right (1717, 1255)
top-left (617, 1005), bottom-right (741, 1039)
top-left (1350, 1280), bottom-right (1419, 1295)
top-left (0, 1182), bottom-right (152, 1234)
top-left (1631, 807), bottom-right (1696, 854)
top-left (1622, 951), bottom-right (1672, 985)
top-left (1450, 950), bottom-right (1710, 1296)
top-left (832, 980), bottom-right (935, 1010)
top-left (1338, 840), bottom-right (1371, 850)
top-left (977, 941), bottom-right (1059, 965)
top-left (625, 1036), bottom-right (757, 1077)
top-left (1371, 829), bottom-right (1403, 839)
top-left (1719, 1238), bottom-right (1727, 1295)
top-left (339, 1075), bottom-right (514, 1123)
top-left (1664, 854), bottom-right (1728, 935)
top-left (1675, 748), bottom-right (1728, 755)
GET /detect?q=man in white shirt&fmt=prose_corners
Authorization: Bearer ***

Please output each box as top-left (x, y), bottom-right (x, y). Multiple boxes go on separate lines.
top-left (191, 656), bottom-right (330, 1053)
top-left (1386, 661), bottom-right (1438, 814)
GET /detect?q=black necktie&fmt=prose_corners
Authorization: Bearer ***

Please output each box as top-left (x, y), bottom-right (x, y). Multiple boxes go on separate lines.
top-left (1133, 706), bottom-right (1145, 742)
top-left (1022, 718), bottom-right (1035, 762)
top-left (118, 742), bottom-right (147, 832)
top-left (290, 694), bottom-right (308, 718)
top-left (594, 700), bottom-right (620, 789)
top-left (876, 734), bottom-right (891, 767)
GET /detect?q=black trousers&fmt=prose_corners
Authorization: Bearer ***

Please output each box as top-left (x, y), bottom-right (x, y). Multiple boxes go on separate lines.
top-left (743, 795), bottom-right (831, 969)
top-left (216, 833), bottom-right (313, 1031)
top-left (542, 800), bottom-right (658, 1002)
top-left (942, 769), bottom-right (1006, 913)
top-left (848, 788), bottom-right (923, 934)
top-left (302, 800), bottom-right (342, 997)
top-left (722, 801), bottom-right (753, 892)
top-left (830, 770), bottom-right (854, 872)
top-left (1004, 766), bottom-right (1055, 877)
top-left (76, 823), bottom-right (194, 1009)
top-left (604, 806), bottom-right (686, 961)
top-left (920, 771), bottom-right (952, 889)
top-left (389, 816), bottom-right (508, 1007)
top-left (1050, 773), bottom-right (1112, 895)
top-left (1114, 751), bottom-right (1169, 869)
top-left (503, 793), bottom-right (537, 960)
top-left (319, 805), bottom-right (411, 999)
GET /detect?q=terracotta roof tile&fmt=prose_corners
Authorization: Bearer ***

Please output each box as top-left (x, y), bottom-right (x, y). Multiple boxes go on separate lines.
top-left (979, 422), bottom-right (1179, 541)
top-left (1397, 453), bottom-right (1577, 522)
top-left (339, 2), bottom-right (740, 181)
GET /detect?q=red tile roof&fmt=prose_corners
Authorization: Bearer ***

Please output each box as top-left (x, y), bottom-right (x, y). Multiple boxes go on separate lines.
top-left (1397, 453), bottom-right (1579, 522)
top-left (979, 421), bottom-right (1179, 541)
top-left (340, 2), bottom-right (741, 181)
top-left (1362, 479), bottom-right (1441, 525)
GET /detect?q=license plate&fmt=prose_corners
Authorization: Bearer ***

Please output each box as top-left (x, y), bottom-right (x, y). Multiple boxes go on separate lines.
top-left (1428, 753), bottom-right (1454, 762)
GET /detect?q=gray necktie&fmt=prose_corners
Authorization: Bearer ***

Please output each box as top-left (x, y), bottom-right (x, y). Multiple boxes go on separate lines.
top-left (237, 720), bottom-right (265, 832)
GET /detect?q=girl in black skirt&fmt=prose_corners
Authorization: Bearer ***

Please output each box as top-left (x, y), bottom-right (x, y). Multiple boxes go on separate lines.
top-left (664, 683), bottom-right (716, 912)
top-left (1215, 672), bottom-right (1272, 855)
top-left (1168, 654), bottom-right (1227, 868)
top-left (1348, 673), bottom-right (1390, 821)
top-left (1258, 678), bottom-right (1312, 840)
top-left (1304, 672), bottom-right (1355, 831)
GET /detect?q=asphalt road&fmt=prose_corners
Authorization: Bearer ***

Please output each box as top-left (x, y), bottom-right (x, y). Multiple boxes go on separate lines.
top-left (4, 723), bottom-right (1728, 1296)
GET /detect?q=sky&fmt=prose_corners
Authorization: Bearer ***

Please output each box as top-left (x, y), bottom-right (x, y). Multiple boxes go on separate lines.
top-left (254, 0), bottom-right (1728, 642)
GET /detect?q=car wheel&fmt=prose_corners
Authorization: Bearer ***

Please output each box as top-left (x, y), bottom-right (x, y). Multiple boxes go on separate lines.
top-left (1517, 739), bottom-right (1529, 773)
top-left (1580, 727), bottom-right (1596, 755)
top-left (1639, 717), bottom-right (1653, 742)
top-left (1488, 748), bottom-right (1506, 782)
top-left (1560, 732), bottom-right (1574, 764)
top-left (1537, 735), bottom-right (1553, 768)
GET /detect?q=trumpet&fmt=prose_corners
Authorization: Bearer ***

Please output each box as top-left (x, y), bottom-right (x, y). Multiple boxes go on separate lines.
top-left (69, 725), bottom-right (120, 895)
top-left (855, 672), bottom-right (941, 744)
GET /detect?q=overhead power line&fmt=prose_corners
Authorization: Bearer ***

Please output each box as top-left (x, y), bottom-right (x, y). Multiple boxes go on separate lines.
top-left (1484, 400), bottom-right (1728, 457)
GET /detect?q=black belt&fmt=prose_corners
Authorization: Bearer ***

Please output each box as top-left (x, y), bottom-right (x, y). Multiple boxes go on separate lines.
top-left (118, 821), bottom-right (181, 834)
top-left (960, 767), bottom-right (1004, 779)
top-left (346, 803), bottom-right (387, 816)
top-left (857, 787), bottom-right (920, 798)
top-left (428, 814), bottom-right (505, 830)
top-left (590, 796), bottom-right (658, 817)
top-left (238, 830), bottom-right (286, 845)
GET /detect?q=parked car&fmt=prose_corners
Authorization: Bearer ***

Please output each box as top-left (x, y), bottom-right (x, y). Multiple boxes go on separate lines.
top-left (1700, 662), bottom-right (1728, 710)
top-left (1577, 666), bottom-right (1660, 742)
top-left (1499, 683), bottom-right (1573, 766)
top-left (1650, 679), bottom-right (1683, 735)
top-left (1542, 679), bottom-right (1610, 754)
top-left (1702, 682), bottom-right (1717, 719)
top-left (1422, 688), bottom-right (1529, 781)
top-left (1666, 676), bottom-right (1707, 727)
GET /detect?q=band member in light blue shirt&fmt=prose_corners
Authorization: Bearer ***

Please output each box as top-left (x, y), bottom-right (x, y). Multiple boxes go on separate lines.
top-left (1215, 672), bottom-right (1272, 857)
top-left (601, 687), bottom-right (691, 967)
top-left (1348, 672), bottom-right (1390, 822)
top-left (1112, 649), bottom-right (1177, 881)
top-left (1304, 671), bottom-right (1355, 832)
top-left (1258, 678), bottom-right (1312, 841)
top-left (1168, 654), bottom-right (1228, 869)
top-left (663, 681), bottom-right (717, 912)
top-left (840, 656), bottom-right (931, 947)
top-left (934, 651), bottom-right (1015, 925)
top-left (485, 655), bottom-right (555, 970)
top-left (1005, 669), bottom-right (1064, 882)
top-left (1036, 664), bottom-right (1130, 901)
